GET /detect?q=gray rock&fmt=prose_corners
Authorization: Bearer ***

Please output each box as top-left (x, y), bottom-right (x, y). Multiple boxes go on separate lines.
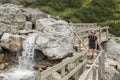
top-left (35, 18), bottom-right (74, 59)
top-left (0, 4), bottom-right (26, 35)
top-left (45, 72), bottom-right (62, 80)
top-left (0, 0), bottom-right (35, 5)
top-left (66, 63), bottom-right (76, 72)
top-left (25, 21), bottom-right (33, 30)
top-left (106, 39), bottom-right (120, 62)
top-left (0, 63), bottom-right (5, 70)
top-left (105, 62), bottom-right (120, 80)
top-left (0, 33), bottom-right (24, 52)
top-left (0, 54), bottom-right (4, 62)
top-left (21, 8), bottom-right (47, 23)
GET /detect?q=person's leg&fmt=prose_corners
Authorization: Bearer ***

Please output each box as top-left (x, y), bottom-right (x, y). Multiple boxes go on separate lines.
top-left (92, 49), bottom-right (95, 55)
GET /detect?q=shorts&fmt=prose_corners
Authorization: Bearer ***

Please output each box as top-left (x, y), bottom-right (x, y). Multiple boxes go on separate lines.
top-left (89, 43), bottom-right (95, 49)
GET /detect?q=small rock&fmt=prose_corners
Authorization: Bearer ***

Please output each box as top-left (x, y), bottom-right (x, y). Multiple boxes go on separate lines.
top-left (0, 63), bottom-right (6, 70)
top-left (45, 72), bottom-right (62, 80)
top-left (66, 63), bottom-right (76, 72)
top-left (25, 21), bottom-right (32, 30)
top-left (117, 64), bottom-right (120, 72)
top-left (0, 54), bottom-right (4, 62)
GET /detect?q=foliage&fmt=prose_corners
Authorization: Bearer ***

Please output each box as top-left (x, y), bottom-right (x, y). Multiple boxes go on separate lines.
top-left (30, 0), bottom-right (120, 36)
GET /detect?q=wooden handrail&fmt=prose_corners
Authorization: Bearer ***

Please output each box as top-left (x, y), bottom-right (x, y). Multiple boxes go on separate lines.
top-left (38, 25), bottom-right (109, 80)
top-left (40, 50), bottom-right (87, 80)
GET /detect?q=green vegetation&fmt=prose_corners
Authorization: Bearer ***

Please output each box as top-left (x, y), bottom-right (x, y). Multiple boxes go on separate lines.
top-left (30, 0), bottom-right (120, 36)
top-left (115, 37), bottom-right (120, 43)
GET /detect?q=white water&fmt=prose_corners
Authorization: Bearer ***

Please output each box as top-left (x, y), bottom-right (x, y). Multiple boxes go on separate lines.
top-left (0, 33), bottom-right (37, 80)
top-left (18, 33), bottom-right (36, 70)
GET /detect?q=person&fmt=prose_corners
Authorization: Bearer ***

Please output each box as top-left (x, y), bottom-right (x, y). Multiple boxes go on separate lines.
top-left (87, 31), bottom-right (98, 58)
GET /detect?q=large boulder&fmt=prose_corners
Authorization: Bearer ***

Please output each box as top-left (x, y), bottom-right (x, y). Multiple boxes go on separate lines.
top-left (35, 18), bottom-right (74, 59)
top-left (0, 33), bottom-right (24, 52)
top-left (105, 62), bottom-right (120, 80)
top-left (0, 0), bottom-right (35, 5)
top-left (0, 4), bottom-right (26, 36)
top-left (21, 8), bottom-right (48, 23)
top-left (106, 39), bottom-right (120, 62)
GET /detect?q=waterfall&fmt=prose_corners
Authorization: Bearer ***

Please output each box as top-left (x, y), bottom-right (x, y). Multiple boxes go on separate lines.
top-left (0, 33), bottom-right (37, 80)
top-left (18, 33), bottom-right (36, 70)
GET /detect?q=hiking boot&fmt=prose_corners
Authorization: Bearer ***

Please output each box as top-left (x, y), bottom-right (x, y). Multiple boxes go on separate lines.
top-left (90, 55), bottom-right (94, 59)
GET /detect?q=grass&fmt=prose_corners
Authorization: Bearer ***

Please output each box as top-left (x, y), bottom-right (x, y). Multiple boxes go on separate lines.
top-left (115, 37), bottom-right (120, 43)
top-left (82, 0), bottom-right (92, 7)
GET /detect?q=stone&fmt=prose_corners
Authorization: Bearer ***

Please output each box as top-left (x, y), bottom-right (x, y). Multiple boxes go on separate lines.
top-left (106, 58), bottom-right (118, 68)
top-left (0, 0), bottom-right (35, 5)
top-left (21, 8), bottom-right (47, 23)
top-left (0, 4), bottom-right (26, 35)
top-left (106, 39), bottom-right (120, 62)
top-left (0, 54), bottom-right (4, 62)
top-left (25, 21), bottom-right (33, 30)
top-left (34, 50), bottom-right (46, 62)
top-left (35, 18), bottom-right (74, 59)
top-left (105, 63), bottom-right (120, 80)
top-left (0, 76), bottom-right (7, 80)
top-left (45, 72), bottom-right (62, 80)
top-left (0, 63), bottom-right (5, 70)
top-left (117, 64), bottom-right (120, 72)
top-left (0, 33), bottom-right (24, 52)
top-left (66, 63), bottom-right (76, 72)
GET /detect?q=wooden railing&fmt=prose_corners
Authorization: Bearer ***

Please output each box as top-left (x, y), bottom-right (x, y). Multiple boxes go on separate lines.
top-left (37, 24), bottom-right (109, 80)
top-left (80, 50), bottom-right (105, 80)
top-left (38, 50), bottom-right (87, 80)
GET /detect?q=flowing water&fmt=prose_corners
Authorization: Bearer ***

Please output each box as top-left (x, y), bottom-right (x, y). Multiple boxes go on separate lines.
top-left (0, 33), bottom-right (37, 80)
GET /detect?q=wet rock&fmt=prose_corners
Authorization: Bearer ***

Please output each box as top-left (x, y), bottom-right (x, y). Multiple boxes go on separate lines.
top-left (0, 76), bottom-right (7, 80)
top-left (35, 18), bottom-right (74, 59)
top-left (0, 33), bottom-right (24, 52)
top-left (34, 50), bottom-right (46, 62)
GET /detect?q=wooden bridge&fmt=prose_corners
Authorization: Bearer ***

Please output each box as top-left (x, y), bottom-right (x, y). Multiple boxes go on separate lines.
top-left (37, 23), bottom-right (109, 80)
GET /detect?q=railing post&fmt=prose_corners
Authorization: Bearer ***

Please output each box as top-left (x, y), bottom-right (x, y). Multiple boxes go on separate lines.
top-left (93, 64), bottom-right (97, 80)
top-left (101, 51), bottom-right (105, 79)
top-left (61, 66), bottom-right (66, 78)
top-left (73, 59), bottom-right (79, 80)
top-left (98, 55), bottom-right (101, 80)
top-left (106, 26), bottom-right (109, 40)
top-left (99, 28), bottom-right (102, 43)
top-left (98, 54), bottom-right (104, 80)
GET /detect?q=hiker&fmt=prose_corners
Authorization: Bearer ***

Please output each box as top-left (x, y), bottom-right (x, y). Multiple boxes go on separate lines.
top-left (87, 31), bottom-right (98, 58)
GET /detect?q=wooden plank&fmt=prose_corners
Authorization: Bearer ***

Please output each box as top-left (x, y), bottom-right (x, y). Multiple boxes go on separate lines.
top-left (99, 28), bottom-right (102, 43)
top-left (93, 64), bottom-right (97, 80)
top-left (106, 26), bottom-right (109, 39)
top-left (73, 59), bottom-right (80, 80)
top-left (61, 66), bottom-right (66, 78)
top-left (98, 55), bottom-right (102, 80)
top-left (62, 59), bottom-right (87, 80)
top-left (40, 50), bottom-right (87, 80)
top-left (81, 51), bottom-right (102, 80)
